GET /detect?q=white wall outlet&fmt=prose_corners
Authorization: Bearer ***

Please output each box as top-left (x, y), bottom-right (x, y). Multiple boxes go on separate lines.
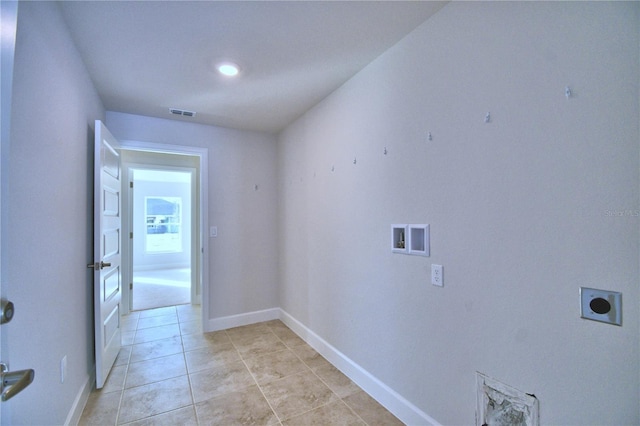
top-left (209, 226), bottom-right (218, 238)
top-left (60, 355), bottom-right (67, 383)
top-left (580, 287), bottom-right (622, 326)
top-left (431, 264), bottom-right (443, 287)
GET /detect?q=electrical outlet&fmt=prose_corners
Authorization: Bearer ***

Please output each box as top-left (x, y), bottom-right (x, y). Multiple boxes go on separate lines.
top-left (209, 226), bottom-right (218, 238)
top-left (61, 355), bottom-right (67, 383)
top-left (431, 264), bottom-right (443, 287)
top-left (580, 287), bottom-right (622, 325)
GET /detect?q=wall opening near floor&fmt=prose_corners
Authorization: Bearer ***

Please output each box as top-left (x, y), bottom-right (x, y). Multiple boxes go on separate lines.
top-left (476, 373), bottom-right (539, 426)
top-left (132, 168), bottom-right (192, 310)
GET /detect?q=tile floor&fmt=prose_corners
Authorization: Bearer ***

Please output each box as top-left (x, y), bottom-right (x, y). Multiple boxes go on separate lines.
top-left (79, 304), bottom-right (404, 425)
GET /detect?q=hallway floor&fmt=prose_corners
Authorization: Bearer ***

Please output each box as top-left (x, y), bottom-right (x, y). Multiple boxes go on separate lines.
top-left (79, 304), bottom-right (403, 425)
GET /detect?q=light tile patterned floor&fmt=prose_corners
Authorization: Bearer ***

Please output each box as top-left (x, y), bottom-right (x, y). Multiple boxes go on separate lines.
top-left (80, 304), bottom-right (404, 425)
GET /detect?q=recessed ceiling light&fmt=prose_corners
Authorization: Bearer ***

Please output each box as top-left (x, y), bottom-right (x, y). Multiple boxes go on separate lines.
top-left (217, 62), bottom-right (240, 77)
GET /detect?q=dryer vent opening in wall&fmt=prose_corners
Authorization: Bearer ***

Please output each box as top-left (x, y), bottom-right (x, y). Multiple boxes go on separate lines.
top-left (476, 372), bottom-right (539, 426)
top-left (169, 108), bottom-right (196, 117)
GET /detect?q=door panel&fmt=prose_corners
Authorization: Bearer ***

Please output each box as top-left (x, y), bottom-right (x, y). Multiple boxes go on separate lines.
top-left (103, 229), bottom-right (119, 258)
top-left (103, 268), bottom-right (120, 302)
top-left (92, 120), bottom-right (122, 389)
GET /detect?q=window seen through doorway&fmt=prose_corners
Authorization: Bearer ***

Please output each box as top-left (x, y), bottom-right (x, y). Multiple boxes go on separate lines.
top-left (145, 196), bottom-right (183, 253)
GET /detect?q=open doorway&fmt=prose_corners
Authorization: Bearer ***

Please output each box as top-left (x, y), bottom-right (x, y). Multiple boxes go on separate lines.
top-left (120, 148), bottom-right (202, 315)
top-left (131, 169), bottom-right (192, 311)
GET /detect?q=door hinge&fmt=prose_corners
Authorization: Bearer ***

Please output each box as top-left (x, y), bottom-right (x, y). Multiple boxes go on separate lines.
top-left (129, 232), bottom-right (133, 239)
top-left (130, 283), bottom-right (133, 290)
top-left (129, 181), bottom-right (133, 188)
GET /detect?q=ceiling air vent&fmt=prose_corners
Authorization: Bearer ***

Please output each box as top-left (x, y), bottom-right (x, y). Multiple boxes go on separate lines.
top-left (169, 108), bottom-right (196, 117)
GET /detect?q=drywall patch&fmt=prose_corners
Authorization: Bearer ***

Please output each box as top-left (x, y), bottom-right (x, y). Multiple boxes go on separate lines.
top-left (476, 372), bottom-right (539, 426)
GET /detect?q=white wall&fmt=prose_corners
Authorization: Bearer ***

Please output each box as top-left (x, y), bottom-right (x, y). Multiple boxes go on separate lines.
top-left (107, 112), bottom-right (280, 321)
top-left (277, 2), bottom-right (639, 425)
top-left (5, 1), bottom-right (637, 424)
top-left (6, 1), bottom-right (105, 423)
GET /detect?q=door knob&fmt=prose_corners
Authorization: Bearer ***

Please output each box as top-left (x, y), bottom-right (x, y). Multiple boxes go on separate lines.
top-left (0, 363), bottom-right (35, 402)
top-left (87, 261), bottom-right (112, 270)
top-left (0, 299), bottom-right (14, 324)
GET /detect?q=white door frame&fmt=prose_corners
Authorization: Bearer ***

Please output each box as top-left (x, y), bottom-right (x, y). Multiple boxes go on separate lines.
top-left (118, 140), bottom-right (209, 326)
top-left (124, 164), bottom-right (198, 311)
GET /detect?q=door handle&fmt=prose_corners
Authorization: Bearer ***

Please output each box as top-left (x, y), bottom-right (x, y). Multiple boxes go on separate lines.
top-left (0, 363), bottom-right (35, 402)
top-left (0, 299), bottom-right (14, 324)
top-left (87, 261), bottom-right (112, 270)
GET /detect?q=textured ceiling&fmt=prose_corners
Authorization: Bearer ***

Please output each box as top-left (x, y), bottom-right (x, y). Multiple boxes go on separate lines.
top-left (60, 1), bottom-right (446, 134)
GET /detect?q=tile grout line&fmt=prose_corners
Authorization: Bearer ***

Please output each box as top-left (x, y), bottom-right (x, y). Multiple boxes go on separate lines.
top-left (115, 318), bottom-right (134, 426)
top-left (308, 368), bottom-right (371, 425)
top-left (114, 313), bottom-right (139, 426)
top-left (227, 328), bottom-right (286, 425)
top-left (275, 326), bottom-right (372, 426)
top-left (118, 308), bottom-right (191, 425)
top-left (259, 325), bottom-right (309, 425)
top-left (179, 321), bottom-right (199, 426)
top-left (263, 324), bottom-right (346, 425)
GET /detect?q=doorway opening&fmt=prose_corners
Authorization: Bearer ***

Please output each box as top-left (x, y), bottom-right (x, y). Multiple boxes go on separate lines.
top-left (131, 169), bottom-right (192, 311)
top-left (119, 147), bottom-right (203, 317)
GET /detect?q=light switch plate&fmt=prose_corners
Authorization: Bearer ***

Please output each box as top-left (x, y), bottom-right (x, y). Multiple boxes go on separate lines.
top-left (580, 287), bottom-right (621, 326)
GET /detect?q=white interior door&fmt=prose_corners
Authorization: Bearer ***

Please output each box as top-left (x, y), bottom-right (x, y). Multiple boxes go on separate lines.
top-left (91, 120), bottom-right (122, 389)
top-left (1, 0), bottom-right (19, 418)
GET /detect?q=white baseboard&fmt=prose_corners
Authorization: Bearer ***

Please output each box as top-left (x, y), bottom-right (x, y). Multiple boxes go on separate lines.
top-left (65, 371), bottom-right (94, 426)
top-left (278, 309), bottom-right (441, 426)
top-left (205, 306), bottom-right (439, 424)
top-left (206, 307), bottom-right (280, 332)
